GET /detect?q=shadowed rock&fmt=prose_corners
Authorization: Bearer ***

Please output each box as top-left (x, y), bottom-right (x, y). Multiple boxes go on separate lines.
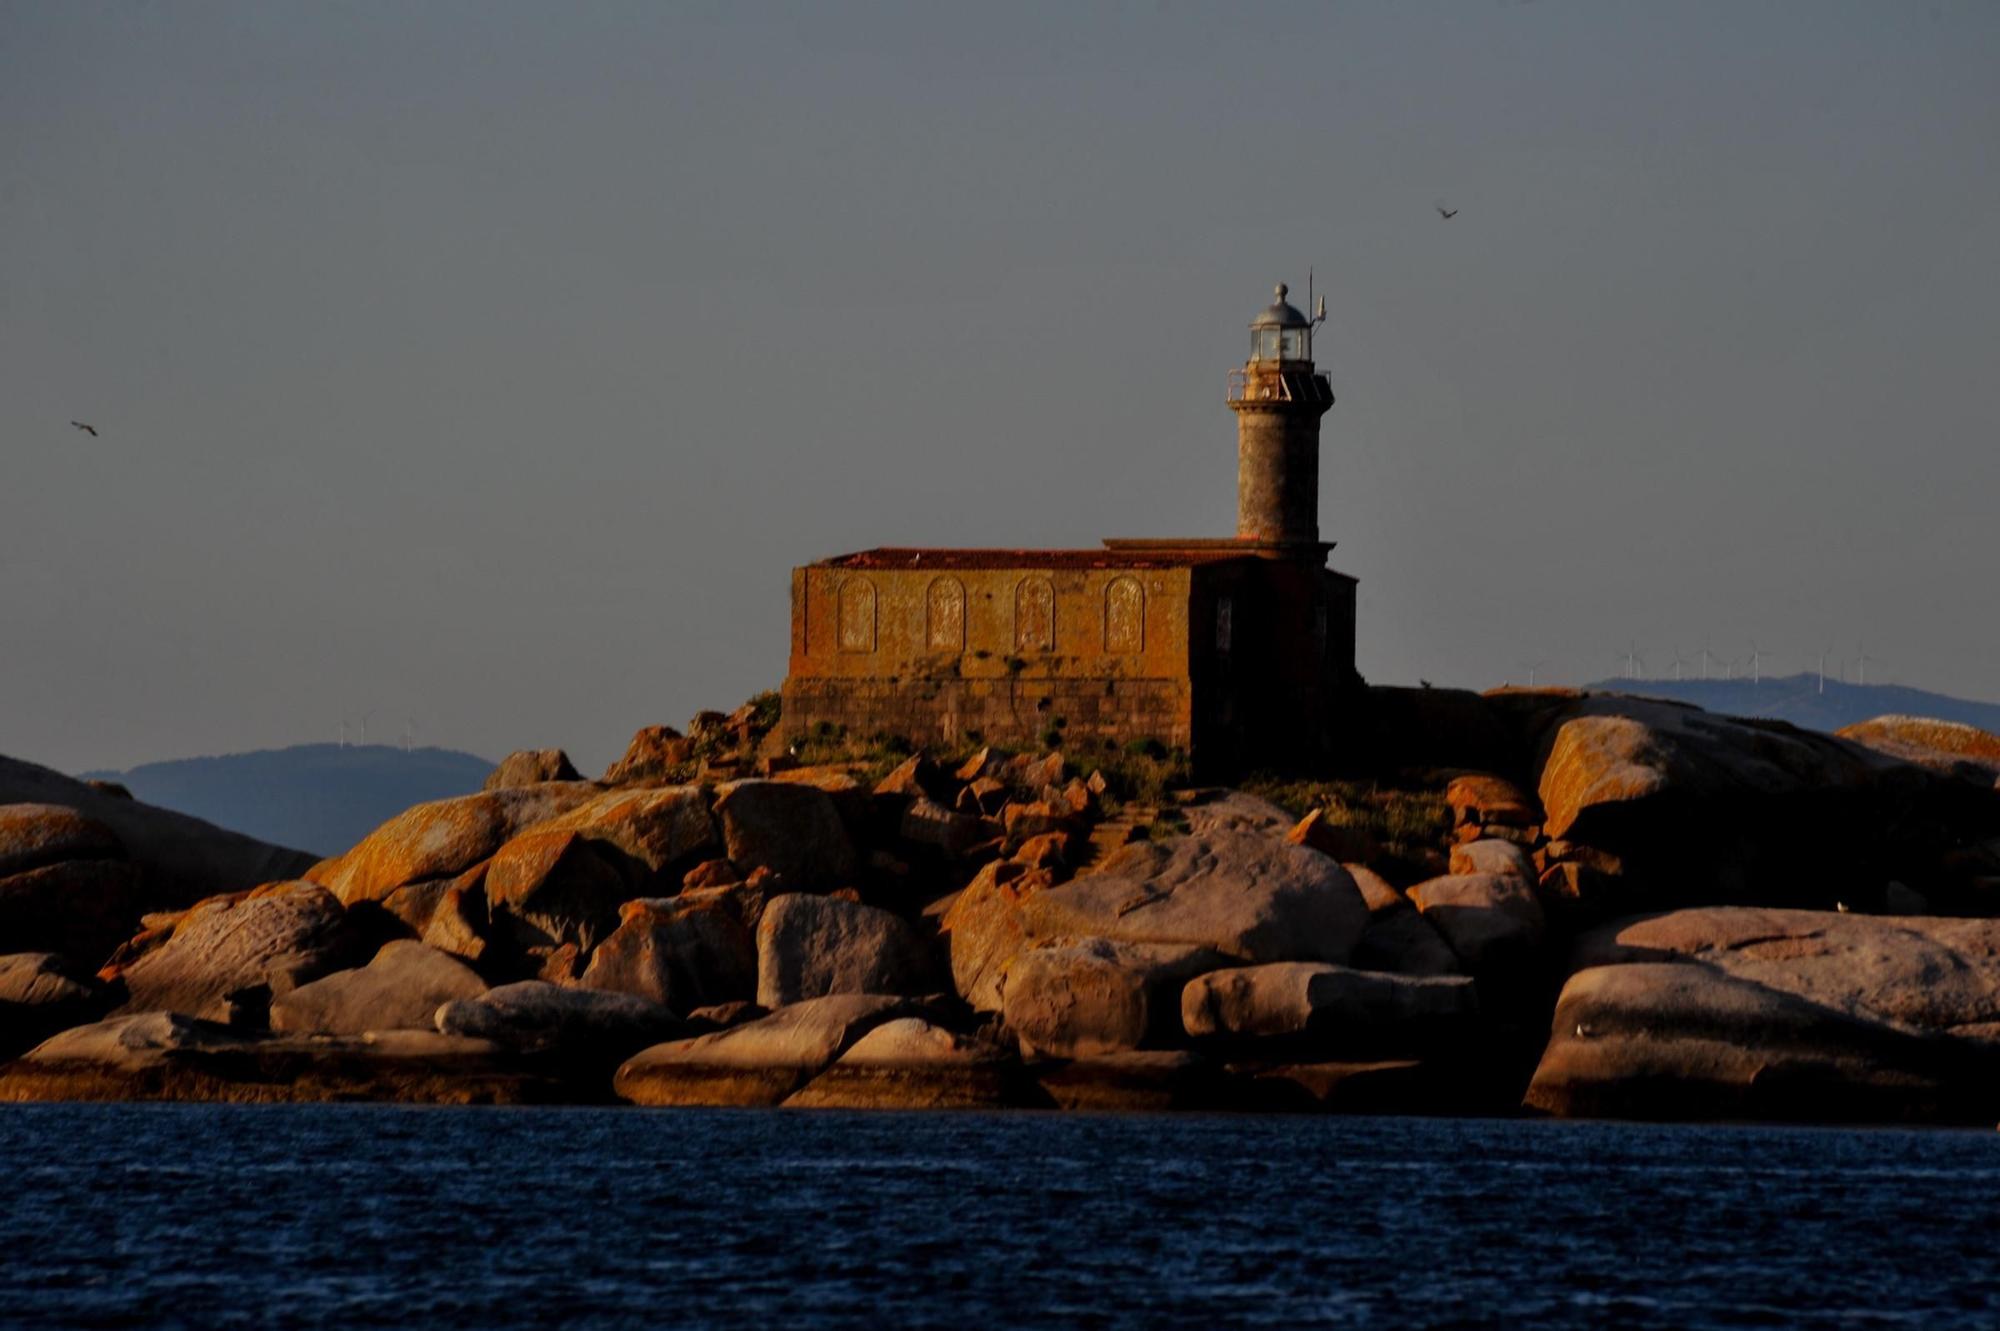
top-left (1001, 939), bottom-right (1231, 1059)
top-left (484, 749), bottom-right (582, 790)
top-left (755, 893), bottom-right (937, 1008)
top-left (483, 829), bottom-right (628, 953)
top-left (114, 881), bottom-right (359, 1021)
top-left (1181, 961), bottom-right (1477, 1052)
top-left (0, 953), bottom-right (115, 1059)
top-left (435, 980), bottom-right (681, 1062)
top-left (0, 756), bottom-right (317, 910)
top-left (1406, 873), bottom-right (1546, 970)
top-left (1524, 962), bottom-right (1999, 1123)
top-left (269, 940), bottom-right (487, 1035)
top-left (580, 894), bottom-right (758, 1011)
top-left (713, 781), bottom-right (856, 889)
top-left (0, 1013), bottom-right (566, 1104)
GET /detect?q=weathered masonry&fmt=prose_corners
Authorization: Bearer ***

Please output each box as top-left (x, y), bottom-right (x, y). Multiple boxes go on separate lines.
top-left (782, 283), bottom-right (1360, 769)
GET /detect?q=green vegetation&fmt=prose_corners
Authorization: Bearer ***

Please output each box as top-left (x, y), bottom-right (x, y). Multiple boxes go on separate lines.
top-left (1240, 772), bottom-right (1451, 868)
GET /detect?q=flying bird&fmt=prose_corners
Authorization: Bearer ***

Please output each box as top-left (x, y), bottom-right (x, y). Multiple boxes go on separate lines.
top-left (69, 421), bottom-right (97, 437)
top-left (1435, 204), bottom-right (1458, 220)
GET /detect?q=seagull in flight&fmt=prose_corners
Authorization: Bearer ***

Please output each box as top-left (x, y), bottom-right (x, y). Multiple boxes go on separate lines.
top-left (1435, 204), bottom-right (1458, 220)
top-left (69, 420), bottom-right (98, 437)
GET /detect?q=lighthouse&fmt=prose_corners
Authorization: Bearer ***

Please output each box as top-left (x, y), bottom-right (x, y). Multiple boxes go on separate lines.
top-left (1229, 283), bottom-right (1335, 547)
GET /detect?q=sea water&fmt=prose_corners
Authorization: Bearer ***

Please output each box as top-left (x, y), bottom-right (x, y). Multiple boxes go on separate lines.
top-left (3, 1105), bottom-right (1997, 1329)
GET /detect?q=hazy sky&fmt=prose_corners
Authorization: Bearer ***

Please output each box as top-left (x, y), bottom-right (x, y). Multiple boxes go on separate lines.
top-left (5, 1), bottom-right (1997, 774)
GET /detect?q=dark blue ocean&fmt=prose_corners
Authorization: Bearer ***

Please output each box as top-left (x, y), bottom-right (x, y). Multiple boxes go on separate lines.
top-left (3, 1106), bottom-right (1997, 1329)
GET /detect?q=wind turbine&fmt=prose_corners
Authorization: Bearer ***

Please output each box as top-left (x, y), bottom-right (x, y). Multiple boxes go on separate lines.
top-left (1855, 643), bottom-right (1880, 686)
top-left (338, 720), bottom-right (349, 749)
top-left (1817, 645), bottom-right (1832, 694)
top-left (1747, 641), bottom-right (1775, 686)
top-left (359, 710), bottom-right (377, 747)
top-left (1620, 640), bottom-right (1645, 680)
top-left (1519, 659), bottom-right (1548, 688)
top-left (1669, 648), bottom-right (1693, 682)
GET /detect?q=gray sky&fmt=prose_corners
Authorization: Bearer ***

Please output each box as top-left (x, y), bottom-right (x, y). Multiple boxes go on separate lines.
top-left (5, 1), bottom-right (1997, 775)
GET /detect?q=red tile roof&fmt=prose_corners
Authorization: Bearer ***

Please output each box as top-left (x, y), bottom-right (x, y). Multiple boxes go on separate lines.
top-left (813, 546), bottom-right (1259, 571)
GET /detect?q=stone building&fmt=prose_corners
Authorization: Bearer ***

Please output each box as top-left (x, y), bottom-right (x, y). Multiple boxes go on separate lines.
top-left (781, 284), bottom-right (1359, 770)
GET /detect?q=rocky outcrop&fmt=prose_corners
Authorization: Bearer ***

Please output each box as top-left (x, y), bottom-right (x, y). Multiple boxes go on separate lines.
top-left (1180, 962), bottom-right (1478, 1052)
top-left (613, 993), bottom-right (918, 1106)
top-left (712, 781), bottom-right (856, 889)
top-left (1000, 939), bottom-right (1230, 1059)
top-left (754, 893), bottom-right (937, 1008)
top-left (268, 941), bottom-right (487, 1035)
top-left (0, 755), bottom-right (317, 910)
top-left (435, 981), bottom-right (681, 1062)
top-left (579, 894), bottom-right (758, 1011)
top-left (1525, 907), bottom-right (2000, 1122)
top-left (0, 856), bottom-right (142, 966)
top-left (1568, 906), bottom-right (2000, 1036)
top-left (1837, 715), bottom-right (2000, 788)
top-left (483, 749), bottom-right (582, 790)
top-left (0, 1013), bottom-right (567, 1104)
top-left (115, 881), bottom-right (360, 1021)
top-left (0, 952), bottom-right (115, 1059)
top-left (1524, 963), bottom-right (1996, 1123)
top-left (783, 1017), bottom-right (1022, 1109)
top-left (307, 783), bottom-right (600, 906)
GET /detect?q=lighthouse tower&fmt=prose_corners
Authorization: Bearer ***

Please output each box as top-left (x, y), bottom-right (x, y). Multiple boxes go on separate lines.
top-left (1229, 283), bottom-right (1335, 546)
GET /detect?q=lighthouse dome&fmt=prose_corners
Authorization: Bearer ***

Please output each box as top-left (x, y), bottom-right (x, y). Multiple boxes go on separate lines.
top-left (1249, 283), bottom-right (1310, 329)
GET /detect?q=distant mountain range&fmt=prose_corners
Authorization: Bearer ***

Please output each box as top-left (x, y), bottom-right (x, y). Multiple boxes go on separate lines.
top-left (1579, 674), bottom-right (2000, 737)
top-left (83, 743), bottom-right (497, 860)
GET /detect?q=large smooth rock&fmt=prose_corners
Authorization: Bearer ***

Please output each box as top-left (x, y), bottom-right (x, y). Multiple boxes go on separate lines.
top-left (115, 881), bottom-right (359, 1021)
top-left (613, 993), bottom-right (918, 1106)
top-left (1523, 695), bottom-right (1976, 911)
top-left (754, 893), bottom-right (937, 1008)
top-left (269, 941), bottom-right (487, 1035)
top-left (482, 829), bottom-right (628, 953)
top-left (0, 1013), bottom-right (567, 1104)
top-left (580, 894), bottom-right (758, 1011)
top-left (1524, 963), bottom-right (1996, 1123)
top-left (1837, 715), bottom-right (2000, 788)
top-left (783, 1017), bottom-right (1024, 1110)
top-left (1016, 829), bottom-right (1372, 966)
top-left (1000, 939), bottom-right (1231, 1059)
top-left (1181, 962), bottom-right (1477, 1051)
top-left (0, 953), bottom-right (114, 1059)
top-left (435, 981), bottom-right (681, 1061)
top-left (713, 781), bottom-right (856, 889)
top-left (0, 756), bottom-right (317, 910)
top-left (1569, 906), bottom-right (2000, 1037)
top-left (306, 783), bottom-right (601, 906)
top-left (484, 749), bottom-right (582, 790)
top-left (1406, 873), bottom-right (1546, 970)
